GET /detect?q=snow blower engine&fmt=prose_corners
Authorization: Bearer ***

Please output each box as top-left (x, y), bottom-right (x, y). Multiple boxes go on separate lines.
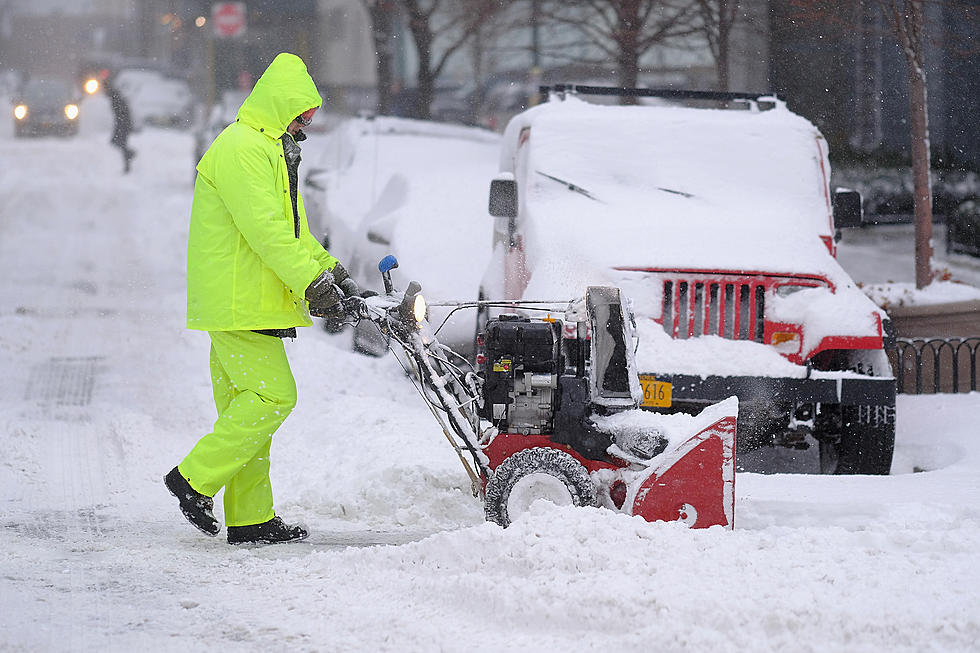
top-left (351, 258), bottom-right (737, 529)
top-left (478, 288), bottom-right (643, 458)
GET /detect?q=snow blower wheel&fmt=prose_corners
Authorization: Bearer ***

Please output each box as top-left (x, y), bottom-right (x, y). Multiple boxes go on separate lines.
top-left (485, 448), bottom-right (597, 527)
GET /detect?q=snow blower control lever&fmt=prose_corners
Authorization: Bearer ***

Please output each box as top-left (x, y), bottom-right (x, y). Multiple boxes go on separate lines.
top-left (379, 254), bottom-right (397, 294)
top-left (352, 257), bottom-right (737, 529)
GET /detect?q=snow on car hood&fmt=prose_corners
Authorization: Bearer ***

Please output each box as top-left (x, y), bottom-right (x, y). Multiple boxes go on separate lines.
top-left (500, 97), bottom-right (855, 299)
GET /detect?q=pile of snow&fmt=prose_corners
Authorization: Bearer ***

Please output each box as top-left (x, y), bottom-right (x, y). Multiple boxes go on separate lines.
top-left (633, 318), bottom-right (806, 378)
top-left (862, 279), bottom-right (980, 310)
top-left (1, 113), bottom-right (979, 652)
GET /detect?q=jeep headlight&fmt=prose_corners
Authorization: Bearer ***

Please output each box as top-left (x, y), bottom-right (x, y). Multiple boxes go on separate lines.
top-left (64, 104), bottom-right (79, 120)
top-left (775, 284), bottom-right (813, 297)
top-left (770, 330), bottom-right (801, 354)
top-left (14, 104), bottom-right (27, 120)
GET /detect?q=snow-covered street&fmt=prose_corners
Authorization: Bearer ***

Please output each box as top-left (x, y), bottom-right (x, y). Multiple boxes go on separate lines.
top-left (1, 96), bottom-right (979, 652)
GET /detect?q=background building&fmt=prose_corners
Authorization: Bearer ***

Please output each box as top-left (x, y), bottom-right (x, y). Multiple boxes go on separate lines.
top-left (769, 1), bottom-right (980, 169)
top-left (1, 0), bottom-right (975, 171)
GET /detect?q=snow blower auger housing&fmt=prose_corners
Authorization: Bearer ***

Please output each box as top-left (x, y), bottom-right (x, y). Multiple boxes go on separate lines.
top-left (349, 256), bottom-right (737, 529)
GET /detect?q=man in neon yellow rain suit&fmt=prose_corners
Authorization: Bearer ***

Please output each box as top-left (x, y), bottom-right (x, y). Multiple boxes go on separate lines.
top-left (165, 53), bottom-right (364, 546)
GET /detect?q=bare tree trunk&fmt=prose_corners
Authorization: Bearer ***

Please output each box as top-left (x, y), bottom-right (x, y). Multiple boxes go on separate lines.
top-left (880, 0), bottom-right (933, 288)
top-left (539, 0), bottom-right (698, 103)
top-left (364, 0), bottom-right (397, 115)
top-left (908, 51), bottom-right (932, 288)
top-left (616, 0), bottom-right (642, 103)
top-left (398, 0), bottom-right (502, 121)
top-left (905, 8), bottom-right (933, 289)
top-left (404, 2), bottom-right (436, 119)
top-left (697, 0), bottom-right (740, 91)
top-left (716, 4), bottom-right (731, 90)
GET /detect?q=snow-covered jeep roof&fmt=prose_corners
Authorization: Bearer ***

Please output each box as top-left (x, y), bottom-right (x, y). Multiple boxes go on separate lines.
top-left (500, 95), bottom-right (855, 299)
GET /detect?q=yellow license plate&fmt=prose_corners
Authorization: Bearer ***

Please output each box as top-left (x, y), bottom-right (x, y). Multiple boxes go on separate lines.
top-left (639, 375), bottom-right (672, 408)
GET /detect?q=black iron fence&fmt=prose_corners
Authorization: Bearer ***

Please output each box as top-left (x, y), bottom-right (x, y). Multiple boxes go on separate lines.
top-left (892, 337), bottom-right (980, 394)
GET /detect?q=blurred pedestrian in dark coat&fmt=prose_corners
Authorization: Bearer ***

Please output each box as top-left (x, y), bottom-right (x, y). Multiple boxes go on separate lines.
top-left (103, 77), bottom-right (135, 173)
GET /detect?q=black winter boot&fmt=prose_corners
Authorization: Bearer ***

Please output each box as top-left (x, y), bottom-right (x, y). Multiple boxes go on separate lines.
top-left (227, 516), bottom-right (308, 545)
top-left (164, 466), bottom-right (220, 536)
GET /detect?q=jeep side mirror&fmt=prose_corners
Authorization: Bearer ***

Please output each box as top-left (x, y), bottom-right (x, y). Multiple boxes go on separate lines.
top-left (833, 188), bottom-right (863, 229)
top-left (488, 177), bottom-right (518, 218)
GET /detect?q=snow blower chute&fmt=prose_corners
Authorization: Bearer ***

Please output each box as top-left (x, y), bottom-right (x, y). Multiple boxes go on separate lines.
top-left (343, 256), bottom-right (737, 529)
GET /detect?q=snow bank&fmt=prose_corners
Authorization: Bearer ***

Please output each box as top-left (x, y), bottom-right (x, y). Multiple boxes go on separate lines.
top-left (862, 280), bottom-right (980, 310)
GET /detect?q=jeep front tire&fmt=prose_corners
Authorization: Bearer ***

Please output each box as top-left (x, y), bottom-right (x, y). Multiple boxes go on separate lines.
top-left (819, 404), bottom-right (895, 475)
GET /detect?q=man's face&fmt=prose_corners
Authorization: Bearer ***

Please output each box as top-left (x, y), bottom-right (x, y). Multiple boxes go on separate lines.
top-left (286, 119), bottom-right (303, 135)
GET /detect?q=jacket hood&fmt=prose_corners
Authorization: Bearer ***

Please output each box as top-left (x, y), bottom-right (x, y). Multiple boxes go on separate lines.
top-left (237, 53), bottom-right (322, 138)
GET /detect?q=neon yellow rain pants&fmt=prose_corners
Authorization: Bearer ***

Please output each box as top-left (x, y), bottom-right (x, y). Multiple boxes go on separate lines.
top-left (178, 330), bottom-right (297, 527)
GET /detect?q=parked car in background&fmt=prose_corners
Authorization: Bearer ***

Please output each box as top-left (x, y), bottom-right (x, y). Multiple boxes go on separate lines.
top-left (302, 115), bottom-right (500, 353)
top-left (483, 86), bottom-right (894, 475)
top-left (0, 69), bottom-right (24, 97)
top-left (115, 69), bottom-right (193, 129)
top-left (11, 77), bottom-right (80, 137)
top-left (192, 89), bottom-right (249, 165)
top-left (834, 166), bottom-right (980, 225)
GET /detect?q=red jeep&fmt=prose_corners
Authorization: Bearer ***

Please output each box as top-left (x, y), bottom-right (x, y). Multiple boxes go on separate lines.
top-left (481, 86), bottom-right (895, 474)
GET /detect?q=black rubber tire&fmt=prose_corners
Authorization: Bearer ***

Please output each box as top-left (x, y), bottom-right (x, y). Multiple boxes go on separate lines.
top-left (820, 404), bottom-right (896, 475)
top-left (484, 447), bottom-right (597, 527)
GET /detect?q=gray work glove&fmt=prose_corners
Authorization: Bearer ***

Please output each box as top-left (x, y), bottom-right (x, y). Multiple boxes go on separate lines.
top-left (305, 269), bottom-right (344, 319)
top-left (330, 263), bottom-right (377, 299)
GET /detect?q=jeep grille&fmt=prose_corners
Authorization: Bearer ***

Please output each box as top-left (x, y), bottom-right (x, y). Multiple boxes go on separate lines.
top-left (662, 279), bottom-right (766, 342)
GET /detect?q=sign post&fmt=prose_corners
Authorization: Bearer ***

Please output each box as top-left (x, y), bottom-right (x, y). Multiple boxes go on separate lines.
top-left (206, 3), bottom-right (247, 125)
top-left (212, 2), bottom-right (247, 39)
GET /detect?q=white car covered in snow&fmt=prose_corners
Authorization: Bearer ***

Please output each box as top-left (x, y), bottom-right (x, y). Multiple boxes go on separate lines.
top-left (303, 115), bottom-right (500, 352)
top-left (482, 85), bottom-right (894, 475)
top-left (115, 69), bottom-right (193, 129)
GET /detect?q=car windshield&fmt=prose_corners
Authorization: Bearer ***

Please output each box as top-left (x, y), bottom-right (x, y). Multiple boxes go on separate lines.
top-left (23, 79), bottom-right (72, 101)
top-left (529, 106), bottom-right (825, 215)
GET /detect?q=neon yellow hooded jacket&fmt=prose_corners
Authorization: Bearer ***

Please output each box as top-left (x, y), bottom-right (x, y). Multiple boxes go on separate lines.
top-left (186, 53), bottom-right (337, 331)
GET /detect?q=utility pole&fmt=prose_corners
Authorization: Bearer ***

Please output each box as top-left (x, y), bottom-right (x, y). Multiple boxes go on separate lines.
top-left (879, 0), bottom-right (934, 289)
top-left (531, 0), bottom-right (540, 69)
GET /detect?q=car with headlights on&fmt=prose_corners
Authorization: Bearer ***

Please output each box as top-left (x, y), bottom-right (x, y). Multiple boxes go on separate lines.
top-left (12, 78), bottom-right (81, 137)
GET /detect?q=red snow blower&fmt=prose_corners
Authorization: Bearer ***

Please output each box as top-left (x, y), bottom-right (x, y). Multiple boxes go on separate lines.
top-left (344, 256), bottom-right (736, 529)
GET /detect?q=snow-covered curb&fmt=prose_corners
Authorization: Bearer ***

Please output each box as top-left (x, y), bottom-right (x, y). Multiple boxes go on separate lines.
top-left (862, 280), bottom-right (980, 311)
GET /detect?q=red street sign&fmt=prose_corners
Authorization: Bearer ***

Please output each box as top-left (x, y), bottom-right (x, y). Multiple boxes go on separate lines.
top-left (212, 2), bottom-right (246, 39)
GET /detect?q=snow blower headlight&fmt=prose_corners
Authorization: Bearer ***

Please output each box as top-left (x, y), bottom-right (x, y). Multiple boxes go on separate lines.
top-left (398, 281), bottom-right (426, 328)
top-left (413, 293), bottom-right (427, 324)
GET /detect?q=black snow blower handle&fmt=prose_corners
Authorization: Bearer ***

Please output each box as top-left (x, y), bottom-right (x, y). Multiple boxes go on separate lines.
top-left (379, 254), bottom-right (398, 295)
